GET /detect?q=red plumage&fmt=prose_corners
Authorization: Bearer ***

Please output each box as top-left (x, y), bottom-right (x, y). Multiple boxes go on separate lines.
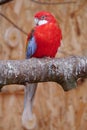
top-left (33, 23), bottom-right (62, 57)
top-left (26, 11), bottom-right (62, 58)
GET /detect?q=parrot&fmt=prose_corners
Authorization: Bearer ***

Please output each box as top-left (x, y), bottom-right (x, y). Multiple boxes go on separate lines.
top-left (26, 11), bottom-right (62, 58)
top-left (22, 11), bottom-right (62, 129)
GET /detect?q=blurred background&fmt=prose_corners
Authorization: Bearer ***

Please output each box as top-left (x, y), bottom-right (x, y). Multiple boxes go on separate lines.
top-left (0, 0), bottom-right (87, 130)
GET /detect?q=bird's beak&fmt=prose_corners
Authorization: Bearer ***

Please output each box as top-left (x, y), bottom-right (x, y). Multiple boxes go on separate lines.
top-left (34, 18), bottom-right (39, 26)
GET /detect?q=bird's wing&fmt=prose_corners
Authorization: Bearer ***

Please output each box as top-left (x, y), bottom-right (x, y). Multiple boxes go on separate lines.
top-left (26, 30), bottom-right (37, 58)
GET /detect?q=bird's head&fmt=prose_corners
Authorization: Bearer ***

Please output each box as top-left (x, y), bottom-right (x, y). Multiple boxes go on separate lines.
top-left (34, 11), bottom-right (57, 26)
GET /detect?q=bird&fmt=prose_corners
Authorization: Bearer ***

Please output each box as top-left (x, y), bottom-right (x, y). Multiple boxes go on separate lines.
top-left (23, 11), bottom-right (62, 129)
top-left (26, 11), bottom-right (62, 58)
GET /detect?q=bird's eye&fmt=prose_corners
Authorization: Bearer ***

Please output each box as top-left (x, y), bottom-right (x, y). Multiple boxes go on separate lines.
top-left (41, 15), bottom-right (46, 20)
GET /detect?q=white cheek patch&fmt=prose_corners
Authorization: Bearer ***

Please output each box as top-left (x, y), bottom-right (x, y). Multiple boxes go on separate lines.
top-left (34, 18), bottom-right (48, 26)
top-left (38, 20), bottom-right (48, 25)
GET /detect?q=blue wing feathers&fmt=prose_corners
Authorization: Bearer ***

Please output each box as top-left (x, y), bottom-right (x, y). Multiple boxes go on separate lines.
top-left (26, 37), bottom-right (37, 58)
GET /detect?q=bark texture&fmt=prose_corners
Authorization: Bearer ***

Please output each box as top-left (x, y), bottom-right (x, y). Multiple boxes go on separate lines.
top-left (0, 56), bottom-right (87, 91)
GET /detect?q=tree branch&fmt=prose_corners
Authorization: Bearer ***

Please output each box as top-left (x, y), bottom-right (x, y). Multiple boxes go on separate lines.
top-left (0, 0), bottom-right (13, 5)
top-left (0, 56), bottom-right (87, 129)
top-left (0, 56), bottom-right (87, 91)
top-left (0, 13), bottom-right (28, 35)
top-left (31, 0), bottom-right (76, 5)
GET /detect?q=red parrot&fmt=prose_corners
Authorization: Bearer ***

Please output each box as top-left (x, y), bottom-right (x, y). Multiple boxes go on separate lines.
top-left (23, 12), bottom-right (62, 129)
top-left (26, 11), bottom-right (62, 58)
